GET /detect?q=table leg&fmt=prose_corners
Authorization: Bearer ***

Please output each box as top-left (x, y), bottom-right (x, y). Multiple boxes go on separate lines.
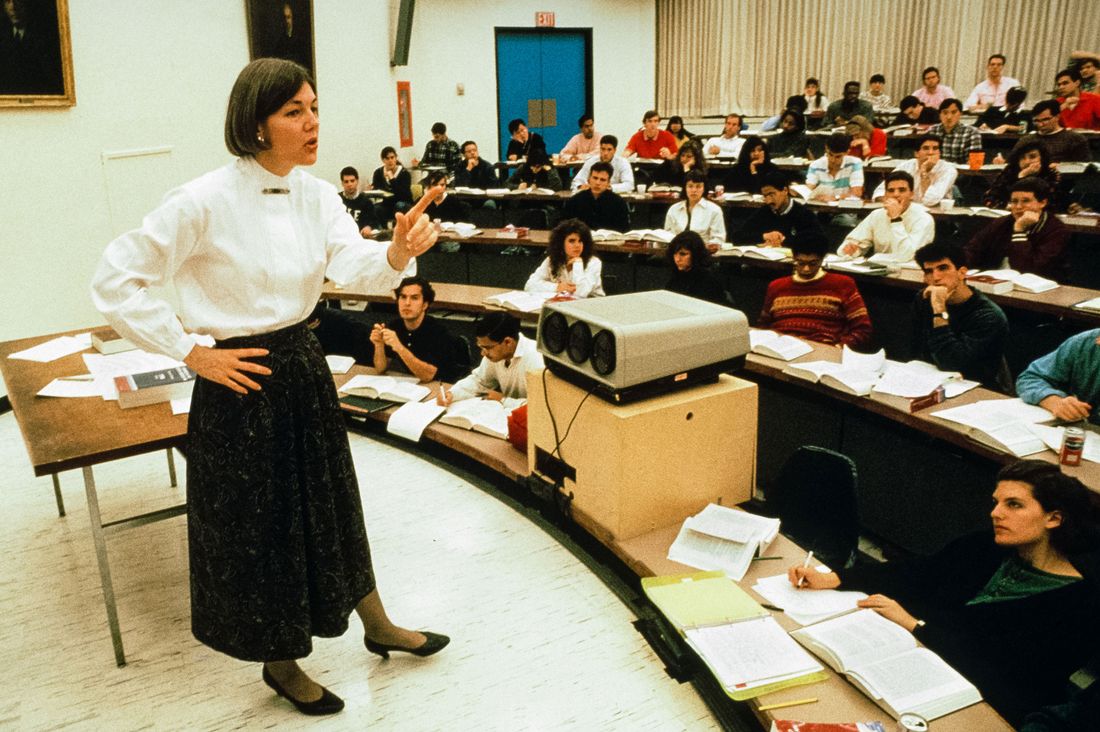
top-left (166, 448), bottom-right (177, 488)
top-left (82, 466), bottom-right (126, 667)
top-left (51, 473), bottom-right (66, 517)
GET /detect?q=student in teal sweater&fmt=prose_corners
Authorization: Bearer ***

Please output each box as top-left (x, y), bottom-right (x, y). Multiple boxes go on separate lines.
top-left (1017, 328), bottom-right (1100, 425)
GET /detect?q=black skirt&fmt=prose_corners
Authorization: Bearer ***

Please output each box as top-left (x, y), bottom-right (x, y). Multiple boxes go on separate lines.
top-left (186, 321), bottom-right (375, 661)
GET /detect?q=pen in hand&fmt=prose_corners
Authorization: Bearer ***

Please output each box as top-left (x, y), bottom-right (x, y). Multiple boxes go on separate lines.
top-left (796, 550), bottom-right (814, 588)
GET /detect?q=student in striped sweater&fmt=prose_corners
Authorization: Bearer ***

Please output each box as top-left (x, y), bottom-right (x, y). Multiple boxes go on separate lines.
top-left (758, 231), bottom-right (873, 348)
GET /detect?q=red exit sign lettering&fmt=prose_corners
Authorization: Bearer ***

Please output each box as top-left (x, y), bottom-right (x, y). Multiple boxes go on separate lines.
top-left (535, 11), bottom-right (555, 27)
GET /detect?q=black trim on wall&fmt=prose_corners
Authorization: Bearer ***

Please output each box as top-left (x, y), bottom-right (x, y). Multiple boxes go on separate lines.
top-left (1, 396), bottom-right (10, 415)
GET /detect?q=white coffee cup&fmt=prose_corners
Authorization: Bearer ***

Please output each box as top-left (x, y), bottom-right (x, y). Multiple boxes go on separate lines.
top-left (941, 198), bottom-right (955, 211)
top-left (636, 184), bottom-right (647, 194)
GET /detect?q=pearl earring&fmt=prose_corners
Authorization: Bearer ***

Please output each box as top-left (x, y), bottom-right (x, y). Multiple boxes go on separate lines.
top-left (257, 131), bottom-right (265, 143)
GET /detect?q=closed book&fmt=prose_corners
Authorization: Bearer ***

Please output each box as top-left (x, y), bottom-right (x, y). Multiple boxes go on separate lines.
top-left (114, 366), bottom-right (195, 409)
top-left (868, 384), bottom-right (945, 413)
top-left (91, 328), bottom-right (137, 355)
top-left (965, 274), bottom-right (1013, 295)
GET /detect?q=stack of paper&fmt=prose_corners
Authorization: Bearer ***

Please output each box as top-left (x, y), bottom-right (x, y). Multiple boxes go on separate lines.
top-left (667, 504), bottom-right (781, 581)
top-left (437, 221), bottom-right (481, 238)
top-left (752, 573), bottom-right (868, 626)
top-left (931, 398), bottom-right (1053, 457)
top-left (386, 401), bottom-right (446, 442)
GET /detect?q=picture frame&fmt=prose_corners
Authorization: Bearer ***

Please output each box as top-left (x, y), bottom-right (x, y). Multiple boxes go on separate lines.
top-left (0, 0), bottom-right (76, 108)
top-left (245, 0), bottom-right (315, 81)
top-left (397, 81), bottom-right (413, 148)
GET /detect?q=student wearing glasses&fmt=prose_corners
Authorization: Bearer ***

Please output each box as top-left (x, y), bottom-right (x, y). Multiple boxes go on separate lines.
top-left (438, 312), bottom-right (544, 410)
top-left (1010, 100), bottom-right (1091, 163)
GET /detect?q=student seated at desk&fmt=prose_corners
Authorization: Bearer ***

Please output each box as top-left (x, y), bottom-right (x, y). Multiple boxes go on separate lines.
top-left (524, 218), bottom-right (604, 298)
top-left (371, 145), bottom-right (413, 222)
top-left (722, 136), bottom-right (778, 194)
top-left (734, 170), bottom-right (823, 246)
top-left (570, 135), bottom-right (635, 194)
top-left (452, 140), bottom-right (499, 191)
top-left (371, 276), bottom-right (470, 384)
top-left (663, 231), bottom-right (732, 307)
top-left (624, 110), bottom-right (678, 160)
top-left (758, 231), bottom-right (873, 348)
top-left (339, 165), bottom-right (381, 238)
top-left (967, 177), bottom-right (1071, 282)
top-left (788, 460), bottom-right (1100, 727)
top-left (984, 140), bottom-right (1065, 212)
top-left (439, 312), bottom-right (544, 410)
top-left (893, 95), bottom-right (940, 127)
top-left (420, 171), bottom-right (470, 222)
top-left (844, 115), bottom-right (886, 160)
top-left (976, 85), bottom-right (1031, 135)
top-left (870, 134), bottom-right (956, 208)
top-left (664, 170), bottom-right (726, 247)
top-left (1017, 328), bottom-right (1100, 425)
top-left (505, 117), bottom-right (547, 161)
top-left (703, 113), bottom-right (745, 159)
top-left (911, 242), bottom-right (1010, 391)
top-left (806, 133), bottom-right (864, 202)
top-left (505, 148), bottom-right (563, 191)
top-left (653, 140), bottom-right (706, 188)
top-left (838, 171), bottom-right (934, 261)
top-left (765, 108), bottom-right (811, 160)
top-left (562, 161), bottom-right (631, 232)
top-left (665, 115), bottom-right (694, 150)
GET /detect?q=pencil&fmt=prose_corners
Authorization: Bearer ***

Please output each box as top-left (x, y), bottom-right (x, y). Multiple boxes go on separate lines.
top-left (758, 697), bottom-right (818, 711)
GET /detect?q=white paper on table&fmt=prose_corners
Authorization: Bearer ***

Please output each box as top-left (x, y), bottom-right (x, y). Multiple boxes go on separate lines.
top-left (841, 346), bottom-right (886, 373)
top-left (943, 379), bottom-right (980, 398)
top-left (8, 336), bottom-right (89, 362)
top-left (385, 401), bottom-right (445, 442)
top-left (752, 573), bottom-right (868, 626)
top-left (325, 355), bottom-right (355, 374)
top-left (932, 398), bottom-right (1052, 432)
top-left (37, 377), bottom-right (101, 398)
top-left (875, 365), bottom-right (948, 398)
top-left (1028, 424), bottom-right (1100, 464)
top-left (684, 617), bottom-right (823, 688)
top-left (170, 396), bottom-right (192, 415)
top-left (83, 350), bottom-right (187, 400)
top-left (73, 332), bottom-right (93, 348)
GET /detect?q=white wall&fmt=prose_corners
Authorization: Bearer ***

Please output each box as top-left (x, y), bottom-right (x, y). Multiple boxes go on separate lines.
top-left (0, 0), bottom-right (655, 357)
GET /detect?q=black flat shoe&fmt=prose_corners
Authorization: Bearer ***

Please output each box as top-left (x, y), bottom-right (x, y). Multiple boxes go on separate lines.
top-left (262, 664), bottom-right (344, 716)
top-left (365, 631), bottom-right (450, 659)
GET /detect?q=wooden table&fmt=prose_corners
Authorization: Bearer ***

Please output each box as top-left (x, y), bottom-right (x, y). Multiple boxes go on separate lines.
top-left (0, 329), bottom-right (187, 666)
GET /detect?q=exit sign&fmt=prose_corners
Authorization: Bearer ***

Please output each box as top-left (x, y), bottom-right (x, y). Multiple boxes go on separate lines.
top-left (536, 11), bottom-right (555, 27)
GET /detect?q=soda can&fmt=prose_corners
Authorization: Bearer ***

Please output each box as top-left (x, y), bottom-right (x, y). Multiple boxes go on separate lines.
top-left (1060, 427), bottom-right (1085, 467)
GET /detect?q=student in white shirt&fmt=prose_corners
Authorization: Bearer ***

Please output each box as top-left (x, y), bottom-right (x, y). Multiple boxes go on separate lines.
top-left (570, 134), bottom-right (635, 193)
top-left (704, 113), bottom-right (745, 158)
top-left (440, 312), bottom-right (545, 410)
top-left (664, 170), bottom-right (727, 247)
top-left (965, 54), bottom-right (1021, 112)
top-left (839, 170), bottom-right (934, 260)
top-left (89, 58), bottom-right (448, 716)
top-left (524, 218), bottom-right (605, 298)
top-left (871, 134), bottom-right (957, 207)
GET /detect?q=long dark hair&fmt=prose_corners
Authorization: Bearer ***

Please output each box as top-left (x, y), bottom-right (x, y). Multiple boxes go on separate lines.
top-left (734, 136), bottom-right (772, 169)
top-left (665, 230), bottom-right (711, 269)
top-left (547, 218), bottom-right (594, 278)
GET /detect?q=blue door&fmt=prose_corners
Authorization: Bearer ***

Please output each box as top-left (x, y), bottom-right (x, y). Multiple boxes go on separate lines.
top-left (495, 29), bottom-right (591, 160)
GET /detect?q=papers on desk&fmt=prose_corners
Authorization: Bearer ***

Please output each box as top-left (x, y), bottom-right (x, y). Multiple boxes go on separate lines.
top-left (622, 228), bottom-right (675, 244)
top-left (338, 374), bottom-right (430, 403)
top-left (667, 504), bottom-right (781, 581)
top-left (931, 398), bottom-right (1053, 457)
top-left (170, 396), bottom-right (191, 415)
top-left (642, 571), bottom-right (825, 700)
top-left (590, 229), bottom-right (628, 242)
top-left (1029, 424), bottom-right (1100, 464)
top-left (729, 245), bottom-right (790, 261)
top-left (483, 290), bottom-right (553, 313)
top-left (9, 334), bottom-right (90, 362)
top-left (37, 375), bottom-right (101, 398)
top-left (83, 350), bottom-right (188, 400)
top-left (772, 156), bottom-right (810, 166)
top-left (1074, 295), bottom-right (1100, 313)
top-left (385, 400), bottom-right (445, 442)
top-left (452, 186), bottom-right (485, 195)
top-left (437, 221), bottom-right (481, 238)
top-left (325, 355), bottom-right (355, 374)
top-left (752, 573), bottom-right (868, 626)
top-left (749, 330), bottom-right (814, 361)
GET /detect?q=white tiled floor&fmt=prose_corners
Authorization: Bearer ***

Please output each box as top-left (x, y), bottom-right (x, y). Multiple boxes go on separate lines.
top-left (0, 412), bottom-right (718, 731)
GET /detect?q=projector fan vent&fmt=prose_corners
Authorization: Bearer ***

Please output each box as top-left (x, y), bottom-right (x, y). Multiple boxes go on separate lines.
top-left (591, 329), bottom-right (616, 375)
top-left (567, 321), bottom-right (592, 364)
top-left (541, 312), bottom-right (568, 354)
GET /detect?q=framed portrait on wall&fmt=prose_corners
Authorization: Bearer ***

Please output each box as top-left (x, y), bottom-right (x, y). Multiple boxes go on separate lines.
top-left (245, 0), bottom-right (315, 81)
top-left (397, 81), bottom-right (413, 148)
top-left (0, 0), bottom-right (76, 108)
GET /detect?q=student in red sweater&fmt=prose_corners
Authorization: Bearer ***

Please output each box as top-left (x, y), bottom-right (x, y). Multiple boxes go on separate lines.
top-left (966, 177), bottom-right (1071, 282)
top-left (1055, 67), bottom-right (1100, 131)
top-left (758, 231), bottom-right (873, 348)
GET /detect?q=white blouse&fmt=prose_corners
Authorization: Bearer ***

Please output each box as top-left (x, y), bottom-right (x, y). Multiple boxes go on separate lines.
top-left (91, 157), bottom-right (414, 361)
top-left (524, 256), bottom-right (605, 298)
top-left (664, 199), bottom-right (727, 245)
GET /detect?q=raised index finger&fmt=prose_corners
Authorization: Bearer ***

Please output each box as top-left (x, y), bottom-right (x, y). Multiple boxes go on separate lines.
top-left (405, 182), bottom-right (443, 221)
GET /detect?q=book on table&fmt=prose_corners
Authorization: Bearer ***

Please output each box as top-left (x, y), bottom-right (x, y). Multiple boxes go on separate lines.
top-left (1073, 296), bottom-right (1100, 313)
top-left (667, 503), bottom-right (781, 581)
top-left (930, 397), bottom-right (1053, 457)
top-left (973, 268), bottom-right (1059, 294)
top-left (482, 290), bottom-right (553, 313)
top-left (385, 400), bottom-right (446, 442)
top-left (91, 327), bottom-right (137, 355)
top-left (338, 374), bottom-right (431, 403)
top-left (339, 394), bottom-right (396, 415)
top-left (966, 206), bottom-right (1010, 218)
top-left (790, 609), bottom-right (981, 721)
top-left (622, 228), bottom-right (675, 244)
top-left (869, 361), bottom-right (955, 413)
top-left (438, 398), bottom-right (511, 440)
top-left (730, 245), bottom-right (791, 261)
top-left (114, 365), bottom-right (195, 409)
top-left (965, 274), bottom-right (1013, 295)
top-left (642, 570), bottom-right (826, 700)
top-left (590, 228), bottom-right (627, 242)
top-left (437, 221), bottom-right (481, 238)
top-left (770, 721), bottom-right (887, 732)
top-left (749, 330), bottom-right (814, 361)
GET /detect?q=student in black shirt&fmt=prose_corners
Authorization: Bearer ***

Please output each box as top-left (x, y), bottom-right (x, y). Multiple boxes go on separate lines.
top-left (338, 165), bottom-right (380, 236)
top-left (420, 170), bottom-right (470, 222)
top-left (663, 231), bottom-right (731, 306)
top-left (561, 161), bottom-right (630, 232)
top-left (452, 140), bottom-right (500, 189)
top-left (505, 118), bottom-right (547, 161)
top-left (371, 277), bottom-right (470, 383)
top-left (371, 146), bottom-right (413, 222)
top-left (734, 171), bottom-right (823, 245)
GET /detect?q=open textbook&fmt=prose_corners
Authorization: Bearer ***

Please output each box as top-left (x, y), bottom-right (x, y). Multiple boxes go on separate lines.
top-left (790, 609), bottom-right (981, 721)
top-left (667, 504), bottom-right (780, 581)
top-left (483, 290), bottom-right (554, 313)
top-left (439, 398), bottom-right (510, 440)
top-left (385, 400), bottom-right (446, 442)
top-left (967, 268), bottom-right (1059, 293)
top-left (642, 571), bottom-right (825, 700)
top-left (782, 346), bottom-right (885, 396)
top-left (749, 330), bottom-right (814, 361)
top-left (338, 374), bottom-right (431, 403)
top-left (930, 398), bottom-right (1053, 457)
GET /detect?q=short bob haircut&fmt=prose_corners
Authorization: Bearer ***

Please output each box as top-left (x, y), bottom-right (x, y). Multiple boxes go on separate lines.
top-left (394, 275), bottom-right (436, 304)
top-left (547, 218), bottom-right (595, 277)
top-left (1006, 138), bottom-right (1052, 177)
top-left (225, 57), bottom-right (314, 157)
top-left (666, 230), bottom-right (711, 269)
top-left (914, 240), bottom-right (967, 269)
top-left (996, 460), bottom-right (1099, 556)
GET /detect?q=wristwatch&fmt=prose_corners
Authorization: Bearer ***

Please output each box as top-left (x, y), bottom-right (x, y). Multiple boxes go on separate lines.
top-left (914, 619), bottom-right (927, 629)
top-left (934, 311), bottom-right (949, 321)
